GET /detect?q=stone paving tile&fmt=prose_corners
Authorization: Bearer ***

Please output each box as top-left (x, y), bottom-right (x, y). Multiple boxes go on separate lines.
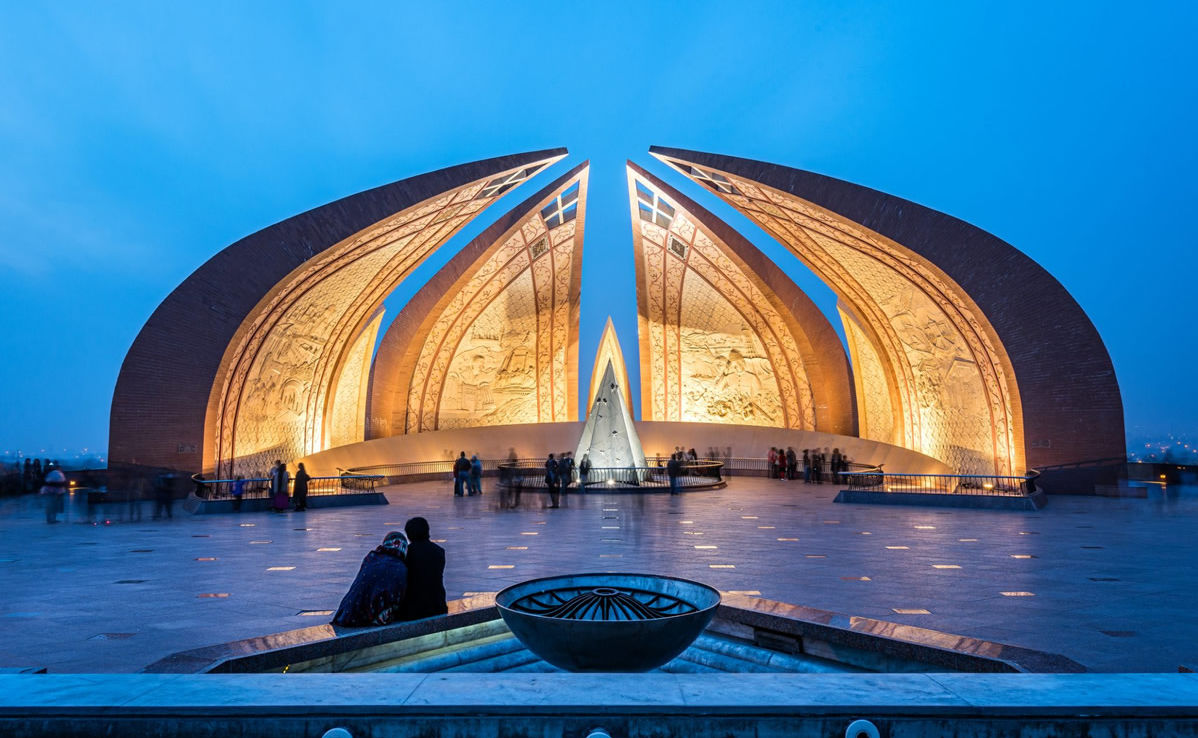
top-left (1, 480), bottom-right (1196, 672)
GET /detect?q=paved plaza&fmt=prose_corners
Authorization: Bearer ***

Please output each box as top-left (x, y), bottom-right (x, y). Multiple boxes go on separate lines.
top-left (1, 478), bottom-right (1195, 674)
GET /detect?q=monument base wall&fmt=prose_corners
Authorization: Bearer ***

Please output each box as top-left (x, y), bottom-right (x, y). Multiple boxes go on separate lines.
top-left (636, 421), bottom-right (952, 474)
top-left (297, 421), bottom-right (950, 477)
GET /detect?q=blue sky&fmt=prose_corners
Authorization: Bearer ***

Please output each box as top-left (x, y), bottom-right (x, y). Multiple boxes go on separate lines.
top-left (1, 1), bottom-right (1195, 457)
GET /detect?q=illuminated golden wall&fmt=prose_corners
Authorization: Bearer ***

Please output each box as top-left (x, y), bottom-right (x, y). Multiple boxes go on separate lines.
top-left (326, 308), bottom-right (384, 449)
top-left (628, 166), bottom-right (828, 431)
top-left (655, 152), bottom-right (1022, 475)
top-left (370, 165), bottom-right (588, 435)
top-left (839, 305), bottom-right (898, 447)
top-left (205, 155), bottom-right (563, 477)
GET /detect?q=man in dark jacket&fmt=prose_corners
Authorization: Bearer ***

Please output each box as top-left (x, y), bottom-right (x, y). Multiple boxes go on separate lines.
top-left (666, 452), bottom-right (682, 495)
top-left (401, 517), bottom-right (448, 620)
top-left (452, 452), bottom-right (470, 496)
top-left (544, 453), bottom-right (560, 508)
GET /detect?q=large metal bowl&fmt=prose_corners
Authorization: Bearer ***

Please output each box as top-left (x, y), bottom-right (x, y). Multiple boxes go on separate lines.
top-left (495, 573), bottom-right (721, 672)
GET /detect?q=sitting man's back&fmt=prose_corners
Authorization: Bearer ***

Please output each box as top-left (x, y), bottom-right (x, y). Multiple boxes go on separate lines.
top-left (401, 516), bottom-right (448, 620)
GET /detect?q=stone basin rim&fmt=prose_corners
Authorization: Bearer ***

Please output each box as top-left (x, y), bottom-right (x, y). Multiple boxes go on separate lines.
top-left (495, 572), bottom-right (722, 622)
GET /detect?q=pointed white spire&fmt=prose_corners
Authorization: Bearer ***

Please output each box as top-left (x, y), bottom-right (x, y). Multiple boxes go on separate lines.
top-left (575, 359), bottom-right (646, 471)
top-left (588, 316), bottom-right (634, 415)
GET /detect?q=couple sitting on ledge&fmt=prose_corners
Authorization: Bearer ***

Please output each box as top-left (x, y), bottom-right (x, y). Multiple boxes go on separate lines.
top-left (331, 516), bottom-right (448, 627)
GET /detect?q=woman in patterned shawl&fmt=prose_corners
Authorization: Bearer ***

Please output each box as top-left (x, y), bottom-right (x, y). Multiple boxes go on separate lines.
top-left (331, 531), bottom-right (409, 627)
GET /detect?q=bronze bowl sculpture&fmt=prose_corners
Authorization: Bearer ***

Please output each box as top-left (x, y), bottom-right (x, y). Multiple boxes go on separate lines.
top-left (495, 573), bottom-right (721, 672)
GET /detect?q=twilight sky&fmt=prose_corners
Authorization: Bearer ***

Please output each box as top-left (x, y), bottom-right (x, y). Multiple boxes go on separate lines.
top-left (0, 1), bottom-right (1195, 458)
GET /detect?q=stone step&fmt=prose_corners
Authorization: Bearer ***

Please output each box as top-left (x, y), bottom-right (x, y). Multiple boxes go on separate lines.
top-left (691, 633), bottom-right (862, 673)
top-left (335, 619), bottom-right (512, 672)
top-left (363, 632), bottom-right (522, 673)
top-left (441, 648), bottom-right (544, 673)
top-left (659, 656), bottom-right (723, 673)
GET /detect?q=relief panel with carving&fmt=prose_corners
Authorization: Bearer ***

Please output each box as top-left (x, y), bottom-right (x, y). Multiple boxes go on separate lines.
top-left (661, 158), bottom-right (1022, 475)
top-left (210, 158), bottom-right (556, 477)
top-left (630, 173), bottom-right (818, 430)
top-left (400, 176), bottom-right (585, 433)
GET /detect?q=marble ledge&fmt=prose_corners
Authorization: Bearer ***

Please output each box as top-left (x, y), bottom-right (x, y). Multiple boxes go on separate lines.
top-left (1, 674), bottom-right (1197, 718)
top-left (142, 595), bottom-right (500, 674)
top-left (716, 593), bottom-right (1086, 674)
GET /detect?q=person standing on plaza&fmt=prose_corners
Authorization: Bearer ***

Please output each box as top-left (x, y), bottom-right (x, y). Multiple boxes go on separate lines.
top-left (559, 452), bottom-right (575, 496)
top-left (401, 517), bottom-right (448, 621)
top-left (231, 475), bottom-right (245, 513)
top-left (452, 452), bottom-right (470, 497)
top-left (544, 453), bottom-right (560, 508)
top-left (293, 463), bottom-right (310, 511)
top-left (153, 471), bottom-right (176, 519)
top-left (468, 454), bottom-right (483, 496)
top-left (40, 468), bottom-right (67, 523)
top-left (270, 460), bottom-right (290, 512)
top-left (802, 449), bottom-right (811, 483)
top-left (578, 453), bottom-right (591, 488)
top-left (510, 468), bottom-right (524, 509)
top-left (667, 452), bottom-right (682, 495)
top-left (126, 473), bottom-right (146, 521)
top-left (767, 447), bottom-right (778, 479)
top-left (775, 443), bottom-right (788, 480)
top-left (786, 447), bottom-right (797, 482)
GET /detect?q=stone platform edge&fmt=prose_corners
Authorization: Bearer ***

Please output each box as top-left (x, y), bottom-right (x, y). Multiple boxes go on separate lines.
top-left (140, 592), bottom-right (1082, 676)
top-left (0, 673), bottom-right (1196, 718)
top-left (834, 489), bottom-right (1046, 511)
top-left (187, 491), bottom-right (388, 514)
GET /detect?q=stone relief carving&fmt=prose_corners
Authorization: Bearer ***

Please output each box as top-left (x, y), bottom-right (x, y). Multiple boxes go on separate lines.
top-left (399, 177), bottom-right (584, 434)
top-left (437, 274), bottom-right (541, 429)
top-left (328, 311), bottom-right (384, 449)
top-left (840, 307), bottom-right (898, 446)
top-left (210, 161), bottom-right (551, 477)
top-left (667, 159), bottom-right (1021, 475)
top-left (631, 175), bottom-right (817, 430)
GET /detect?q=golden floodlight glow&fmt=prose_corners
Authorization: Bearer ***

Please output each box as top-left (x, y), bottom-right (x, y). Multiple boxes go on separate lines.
top-left (625, 163), bottom-right (853, 432)
top-left (654, 151), bottom-right (1025, 477)
top-left (207, 152), bottom-right (565, 476)
top-left (394, 167), bottom-right (589, 434)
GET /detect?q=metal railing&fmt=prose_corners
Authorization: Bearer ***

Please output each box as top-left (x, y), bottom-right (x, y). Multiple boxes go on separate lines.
top-left (706, 457), bottom-right (874, 479)
top-left (841, 469), bottom-right (1041, 497)
top-left (345, 456), bottom-right (871, 484)
top-left (495, 460), bottom-right (724, 490)
top-left (190, 474), bottom-right (383, 500)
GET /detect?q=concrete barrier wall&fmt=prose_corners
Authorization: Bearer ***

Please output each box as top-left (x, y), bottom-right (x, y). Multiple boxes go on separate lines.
top-left (297, 421), bottom-right (950, 476)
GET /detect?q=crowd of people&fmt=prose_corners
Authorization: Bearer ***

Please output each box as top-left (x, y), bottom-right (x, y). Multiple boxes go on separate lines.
top-left (16, 458), bottom-right (62, 494)
top-left (453, 449), bottom-right (598, 509)
top-left (220, 460), bottom-right (313, 513)
top-left (541, 451), bottom-right (586, 508)
top-left (767, 446), bottom-right (853, 483)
